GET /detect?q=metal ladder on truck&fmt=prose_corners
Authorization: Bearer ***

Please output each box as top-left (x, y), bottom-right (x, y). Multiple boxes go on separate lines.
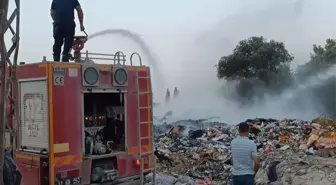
top-left (135, 68), bottom-right (156, 185)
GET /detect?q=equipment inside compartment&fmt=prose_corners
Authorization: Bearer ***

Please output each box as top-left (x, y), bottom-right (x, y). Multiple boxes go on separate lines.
top-left (84, 93), bottom-right (125, 156)
top-left (91, 157), bottom-right (119, 183)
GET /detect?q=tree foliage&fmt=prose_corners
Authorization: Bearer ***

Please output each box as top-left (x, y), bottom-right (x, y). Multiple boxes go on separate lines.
top-left (215, 37), bottom-right (335, 116)
top-left (217, 36), bottom-right (294, 86)
top-left (296, 39), bottom-right (336, 79)
top-left (310, 39), bottom-right (336, 64)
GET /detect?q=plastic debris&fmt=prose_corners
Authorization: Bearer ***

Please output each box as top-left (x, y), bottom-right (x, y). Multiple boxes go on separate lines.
top-left (147, 116), bottom-right (336, 185)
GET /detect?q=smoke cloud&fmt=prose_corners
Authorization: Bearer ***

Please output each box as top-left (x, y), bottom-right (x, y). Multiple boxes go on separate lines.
top-left (155, 0), bottom-right (336, 123)
top-left (84, 1), bottom-right (335, 124)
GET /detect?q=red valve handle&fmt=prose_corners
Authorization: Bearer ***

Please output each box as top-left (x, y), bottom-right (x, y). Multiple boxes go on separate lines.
top-left (73, 36), bottom-right (87, 51)
top-left (71, 31), bottom-right (88, 61)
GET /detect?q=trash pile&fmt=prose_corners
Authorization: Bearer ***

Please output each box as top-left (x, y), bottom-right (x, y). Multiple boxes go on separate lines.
top-left (148, 117), bottom-right (336, 185)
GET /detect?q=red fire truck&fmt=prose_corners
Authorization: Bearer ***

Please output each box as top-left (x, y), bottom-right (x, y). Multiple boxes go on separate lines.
top-left (7, 34), bottom-right (156, 184)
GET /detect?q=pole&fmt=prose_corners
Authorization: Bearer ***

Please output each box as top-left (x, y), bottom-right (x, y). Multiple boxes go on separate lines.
top-left (0, 0), bottom-right (9, 184)
top-left (0, 0), bottom-right (20, 184)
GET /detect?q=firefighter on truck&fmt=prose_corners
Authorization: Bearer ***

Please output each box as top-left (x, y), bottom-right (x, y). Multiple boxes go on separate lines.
top-left (2, 0), bottom-right (156, 184)
top-left (50, 0), bottom-right (85, 62)
top-left (14, 50), bottom-right (155, 184)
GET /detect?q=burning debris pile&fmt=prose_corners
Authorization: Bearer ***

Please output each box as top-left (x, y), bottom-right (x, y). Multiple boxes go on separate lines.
top-left (148, 117), bottom-right (336, 185)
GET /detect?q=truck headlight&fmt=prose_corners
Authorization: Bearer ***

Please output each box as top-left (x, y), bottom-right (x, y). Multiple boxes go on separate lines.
top-left (114, 68), bottom-right (127, 85)
top-left (84, 67), bottom-right (99, 85)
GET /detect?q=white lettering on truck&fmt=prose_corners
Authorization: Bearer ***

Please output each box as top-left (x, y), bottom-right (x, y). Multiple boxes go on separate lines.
top-left (23, 93), bottom-right (43, 137)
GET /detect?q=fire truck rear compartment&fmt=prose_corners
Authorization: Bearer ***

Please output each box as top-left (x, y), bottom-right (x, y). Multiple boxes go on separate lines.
top-left (91, 157), bottom-right (119, 183)
top-left (83, 92), bottom-right (126, 157)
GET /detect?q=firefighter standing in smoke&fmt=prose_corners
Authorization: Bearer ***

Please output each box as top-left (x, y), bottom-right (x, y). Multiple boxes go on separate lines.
top-left (165, 88), bottom-right (170, 103)
top-left (50, 0), bottom-right (85, 62)
top-left (173, 87), bottom-right (179, 98)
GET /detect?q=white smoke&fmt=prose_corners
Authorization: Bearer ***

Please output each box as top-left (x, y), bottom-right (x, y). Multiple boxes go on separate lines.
top-left (86, 1), bottom-right (335, 124)
top-left (154, 0), bottom-right (336, 124)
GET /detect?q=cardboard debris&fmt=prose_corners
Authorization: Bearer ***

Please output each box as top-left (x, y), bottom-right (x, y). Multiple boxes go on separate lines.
top-left (145, 117), bottom-right (336, 185)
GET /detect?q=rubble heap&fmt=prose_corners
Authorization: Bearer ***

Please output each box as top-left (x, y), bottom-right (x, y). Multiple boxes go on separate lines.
top-left (149, 117), bottom-right (336, 185)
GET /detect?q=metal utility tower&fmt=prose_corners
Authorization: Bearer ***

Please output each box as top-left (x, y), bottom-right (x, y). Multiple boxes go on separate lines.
top-left (0, 0), bottom-right (20, 183)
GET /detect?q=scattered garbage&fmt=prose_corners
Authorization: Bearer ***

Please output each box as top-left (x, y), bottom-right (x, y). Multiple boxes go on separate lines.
top-left (147, 117), bottom-right (336, 185)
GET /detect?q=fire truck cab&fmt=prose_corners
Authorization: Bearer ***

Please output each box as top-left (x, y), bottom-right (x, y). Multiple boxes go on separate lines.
top-left (12, 51), bottom-right (156, 185)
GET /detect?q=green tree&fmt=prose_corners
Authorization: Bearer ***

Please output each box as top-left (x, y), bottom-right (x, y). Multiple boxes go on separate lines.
top-left (296, 39), bottom-right (336, 80)
top-left (310, 39), bottom-right (336, 64)
top-left (217, 36), bottom-right (294, 86)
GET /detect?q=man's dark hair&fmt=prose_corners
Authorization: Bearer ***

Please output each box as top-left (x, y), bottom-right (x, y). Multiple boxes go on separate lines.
top-left (238, 122), bottom-right (250, 133)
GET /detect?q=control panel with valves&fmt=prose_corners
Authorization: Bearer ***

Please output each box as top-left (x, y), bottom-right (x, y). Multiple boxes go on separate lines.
top-left (83, 105), bottom-right (125, 156)
top-left (84, 114), bottom-right (107, 155)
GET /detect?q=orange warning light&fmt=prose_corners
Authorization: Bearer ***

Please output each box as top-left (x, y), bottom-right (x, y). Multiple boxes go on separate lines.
top-left (135, 159), bottom-right (141, 166)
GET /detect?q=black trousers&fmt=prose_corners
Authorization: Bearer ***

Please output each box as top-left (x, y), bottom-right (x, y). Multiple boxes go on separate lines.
top-left (232, 175), bottom-right (254, 185)
top-left (53, 21), bottom-right (75, 61)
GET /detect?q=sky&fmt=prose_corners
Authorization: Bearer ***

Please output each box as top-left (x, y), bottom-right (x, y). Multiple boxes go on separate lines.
top-left (4, 0), bottom-right (250, 93)
top-left (6, 0), bottom-right (274, 63)
top-left (5, 0), bottom-right (336, 89)
top-left (3, 0), bottom-right (336, 122)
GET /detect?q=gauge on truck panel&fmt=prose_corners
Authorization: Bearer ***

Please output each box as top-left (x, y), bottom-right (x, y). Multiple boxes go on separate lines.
top-left (82, 65), bottom-right (99, 86)
top-left (112, 66), bottom-right (128, 86)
